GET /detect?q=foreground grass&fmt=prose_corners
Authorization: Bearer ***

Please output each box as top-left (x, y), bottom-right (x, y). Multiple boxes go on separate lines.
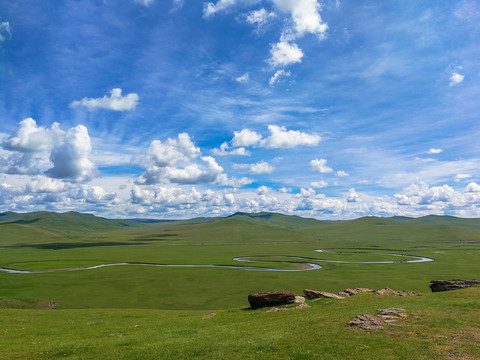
top-left (0, 287), bottom-right (479, 360)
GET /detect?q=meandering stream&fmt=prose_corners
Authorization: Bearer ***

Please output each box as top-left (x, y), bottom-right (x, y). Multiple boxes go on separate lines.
top-left (0, 249), bottom-right (434, 274)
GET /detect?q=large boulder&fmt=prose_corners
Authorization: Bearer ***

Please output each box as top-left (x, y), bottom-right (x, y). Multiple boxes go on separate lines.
top-left (248, 291), bottom-right (296, 309)
top-left (430, 279), bottom-right (480, 292)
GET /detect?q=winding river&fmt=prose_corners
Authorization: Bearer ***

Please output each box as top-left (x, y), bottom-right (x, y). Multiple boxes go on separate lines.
top-left (0, 249), bottom-right (434, 274)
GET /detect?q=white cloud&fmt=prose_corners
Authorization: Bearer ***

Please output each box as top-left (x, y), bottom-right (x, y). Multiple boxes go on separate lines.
top-left (449, 72), bottom-right (465, 86)
top-left (310, 180), bottom-right (328, 188)
top-left (249, 161), bottom-right (275, 174)
top-left (235, 73), bottom-right (250, 83)
top-left (148, 133), bottom-right (200, 167)
top-left (428, 148), bottom-right (443, 154)
top-left (70, 88), bottom-right (139, 111)
top-left (465, 182), bottom-right (480, 193)
top-left (310, 158), bottom-right (333, 173)
top-left (273, 0), bottom-right (327, 37)
top-left (455, 173), bottom-right (472, 182)
top-left (231, 129), bottom-right (263, 147)
top-left (226, 125), bottom-right (320, 150)
top-left (138, 133), bottom-right (250, 187)
top-left (269, 69), bottom-right (291, 86)
top-left (346, 188), bottom-right (360, 202)
top-left (213, 174), bottom-right (253, 187)
top-left (2, 118), bottom-right (61, 153)
top-left (3, 153), bottom-right (43, 175)
top-left (246, 8), bottom-right (276, 33)
top-left (335, 170), bottom-right (349, 177)
top-left (260, 125), bottom-right (321, 148)
top-left (26, 176), bottom-right (65, 193)
top-left (203, 0), bottom-right (237, 18)
top-left (212, 142), bottom-right (250, 156)
top-left (268, 40), bottom-right (303, 67)
top-left (0, 22), bottom-right (11, 42)
top-left (45, 125), bottom-right (96, 182)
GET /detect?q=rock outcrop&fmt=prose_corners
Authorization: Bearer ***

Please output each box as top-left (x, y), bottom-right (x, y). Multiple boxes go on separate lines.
top-left (303, 289), bottom-right (345, 300)
top-left (347, 314), bottom-right (384, 330)
top-left (338, 288), bottom-right (374, 297)
top-left (348, 308), bottom-right (407, 330)
top-left (248, 291), bottom-right (296, 309)
top-left (374, 287), bottom-right (422, 296)
top-left (430, 279), bottom-right (480, 292)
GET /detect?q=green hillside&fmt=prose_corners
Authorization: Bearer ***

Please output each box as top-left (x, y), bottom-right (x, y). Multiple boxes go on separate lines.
top-left (0, 211), bottom-right (479, 359)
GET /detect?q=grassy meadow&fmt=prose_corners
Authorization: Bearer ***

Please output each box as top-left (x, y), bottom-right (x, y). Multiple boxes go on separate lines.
top-left (0, 211), bottom-right (479, 359)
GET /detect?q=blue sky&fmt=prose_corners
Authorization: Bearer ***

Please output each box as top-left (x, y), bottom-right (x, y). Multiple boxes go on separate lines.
top-left (1, 0), bottom-right (479, 219)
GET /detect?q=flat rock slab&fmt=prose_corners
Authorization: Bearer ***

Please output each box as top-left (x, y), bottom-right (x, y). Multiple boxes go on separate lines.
top-left (347, 314), bottom-right (384, 330)
top-left (341, 288), bottom-right (374, 296)
top-left (375, 287), bottom-right (422, 296)
top-left (248, 291), bottom-right (296, 309)
top-left (430, 279), bottom-right (480, 292)
top-left (304, 289), bottom-right (345, 300)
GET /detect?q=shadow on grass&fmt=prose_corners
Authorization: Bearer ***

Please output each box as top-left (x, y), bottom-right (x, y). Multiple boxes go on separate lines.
top-left (8, 241), bottom-right (149, 250)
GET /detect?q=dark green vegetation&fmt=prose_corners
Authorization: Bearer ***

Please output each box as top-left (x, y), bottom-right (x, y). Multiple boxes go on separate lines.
top-left (0, 211), bottom-right (479, 359)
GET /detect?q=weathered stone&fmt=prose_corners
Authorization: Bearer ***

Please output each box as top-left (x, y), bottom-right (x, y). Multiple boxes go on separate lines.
top-left (376, 308), bottom-right (407, 318)
top-left (303, 289), bottom-right (344, 300)
top-left (341, 288), bottom-right (374, 296)
top-left (294, 296), bottom-right (306, 303)
top-left (430, 279), bottom-right (480, 293)
top-left (375, 288), bottom-right (421, 296)
top-left (47, 301), bottom-right (57, 310)
top-left (295, 303), bottom-right (311, 310)
top-left (266, 307), bottom-right (290, 313)
top-left (248, 291), bottom-right (296, 309)
top-left (202, 312), bottom-right (216, 319)
top-left (347, 314), bottom-right (383, 330)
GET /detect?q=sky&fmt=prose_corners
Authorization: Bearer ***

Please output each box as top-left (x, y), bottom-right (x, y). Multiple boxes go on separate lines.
top-left (0, 0), bottom-right (479, 219)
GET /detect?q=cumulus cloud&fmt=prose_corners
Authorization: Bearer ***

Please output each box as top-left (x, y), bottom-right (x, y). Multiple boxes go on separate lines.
top-left (2, 118), bottom-right (61, 152)
top-left (2, 119), bottom-right (97, 182)
top-left (235, 161), bottom-right (275, 174)
top-left (3, 153), bottom-right (42, 175)
top-left (268, 40), bottom-right (303, 67)
top-left (212, 142), bottom-right (251, 156)
top-left (148, 133), bottom-right (200, 167)
top-left (26, 176), bottom-right (65, 193)
top-left (70, 88), bottom-right (139, 111)
top-left (0, 21), bottom-right (11, 42)
top-left (250, 161), bottom-right (275, 174)
top-left (273, 0), bottom-right (327, 37)
top-left (336, 170), bottom-right (349, 177)
top-left (203, 0), bottom-right (237, 17)
top-left (465, 182), bottom-right (480, 193)
top-left (428, 148), bottom-right (443, 154)
top-left (310, 158), bottom-right (333, 173)
top-left (45, 125), bottom-right (96, 182)
top-left (138, 133), bottom-right (250, 187)
top-left (260, 125), bottom-right (321, 148)
top-left (310, 180), bottom-right (328, 188)
top-left (269, 69), bottom-right (291, 86)
top-left (231, 129), bottom-right (263, 147)
top-left (225, 125), bottom-right (320, 151)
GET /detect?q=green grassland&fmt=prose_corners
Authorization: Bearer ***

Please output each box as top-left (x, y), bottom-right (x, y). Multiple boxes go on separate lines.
top-left (0, 211), bottom-right (479, 359)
